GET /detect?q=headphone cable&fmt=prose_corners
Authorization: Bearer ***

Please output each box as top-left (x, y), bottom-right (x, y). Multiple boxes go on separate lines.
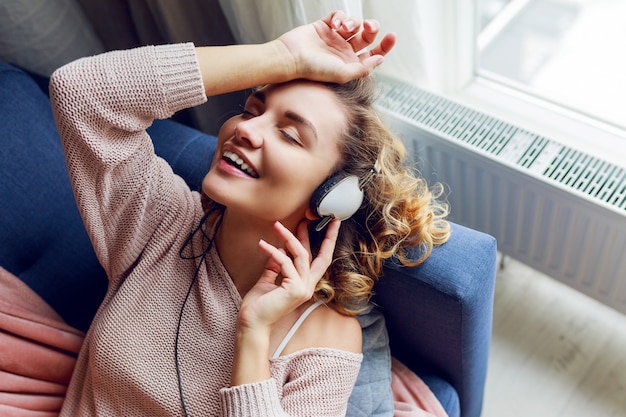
top-left (175, 212), bottom-right (222, 417)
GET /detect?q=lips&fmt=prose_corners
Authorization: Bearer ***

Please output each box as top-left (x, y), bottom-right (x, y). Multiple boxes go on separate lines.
top-left (222, 150), bottom-right (259, 178)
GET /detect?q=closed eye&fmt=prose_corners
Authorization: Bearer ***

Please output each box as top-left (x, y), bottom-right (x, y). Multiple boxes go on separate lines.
top-left (239, 102), bottom-right (303, 146)
top-left (240, 109), bottom-right (257, 119)
top-left (280, 129), bottom-right (303, 146)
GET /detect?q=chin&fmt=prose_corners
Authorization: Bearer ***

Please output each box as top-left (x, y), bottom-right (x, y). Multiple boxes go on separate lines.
top-left (201, 186), bottom-right (225, 207)
top-left (200, 172), bottom-right (225, 205)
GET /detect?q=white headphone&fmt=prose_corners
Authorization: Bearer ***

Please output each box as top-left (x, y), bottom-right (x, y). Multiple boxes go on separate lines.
top-left (309, 172), bottom-right (364, 231)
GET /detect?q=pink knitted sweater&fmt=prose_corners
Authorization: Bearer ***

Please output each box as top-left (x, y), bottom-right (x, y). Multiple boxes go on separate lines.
top-left (49, 43), bottom-right (362, 417)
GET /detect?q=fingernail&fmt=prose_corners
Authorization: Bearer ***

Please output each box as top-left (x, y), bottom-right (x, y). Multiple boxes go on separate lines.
top-left (332, 18), bottom-right (341, 29)
top-left (343, 19), bottom-right (356, 31)
top-left (365, 19), bottom-right (378, 30)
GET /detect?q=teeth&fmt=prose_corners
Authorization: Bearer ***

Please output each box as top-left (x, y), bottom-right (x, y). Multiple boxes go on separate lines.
top-left (223, 151), bottom-right (257, 177)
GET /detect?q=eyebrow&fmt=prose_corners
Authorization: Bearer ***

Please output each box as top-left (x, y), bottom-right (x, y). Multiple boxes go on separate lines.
top-left (250, 91), bottom-right (319, 144)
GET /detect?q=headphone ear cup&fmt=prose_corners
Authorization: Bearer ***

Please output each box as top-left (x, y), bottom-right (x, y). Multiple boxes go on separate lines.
top-left (310, 172), bottom-right (364, 221)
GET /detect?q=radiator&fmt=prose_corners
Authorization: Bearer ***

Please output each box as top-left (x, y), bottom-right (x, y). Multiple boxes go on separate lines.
top-left (374, 76), bottom-right (626, 314)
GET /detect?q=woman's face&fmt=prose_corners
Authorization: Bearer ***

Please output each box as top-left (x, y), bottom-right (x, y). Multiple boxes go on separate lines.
top-left (202, 80), bottom-right (347, 224)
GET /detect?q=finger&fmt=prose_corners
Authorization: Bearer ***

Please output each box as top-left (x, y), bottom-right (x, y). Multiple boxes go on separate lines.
top-left (258, 239), bottom-right (300, 280)
top-left (322, 11), bottom-right (362, 39)
top-left (365, 32), bottom-right (397, 58)
top-left (255, 244), bottom-right (287, 292)
top-left (258, 239), bottom-right (314, 302)
top-left (295, 220), bottom-right (313, 262)
top-left (272, 222), bottom-right (310, 272)
top-left (336, 17), bottom-right (361, 40)
top-left (258, 241), bottom-right (285, 274)
top-left (321, 10), bottom-right (347, 30)
top-left (347, 19), bottom-right (380, 52)
top-left (310, 219), bottom-right (340, 277)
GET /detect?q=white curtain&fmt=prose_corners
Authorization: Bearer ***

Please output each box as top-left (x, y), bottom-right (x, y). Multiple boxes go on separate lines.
top-left (218, 0), bottom-right (437, 89)
top-left (218, 0), bottom-right (362, 44)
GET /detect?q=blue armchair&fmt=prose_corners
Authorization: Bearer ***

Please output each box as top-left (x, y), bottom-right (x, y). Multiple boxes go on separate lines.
top-left (0, 62), bottom-right (496, 417)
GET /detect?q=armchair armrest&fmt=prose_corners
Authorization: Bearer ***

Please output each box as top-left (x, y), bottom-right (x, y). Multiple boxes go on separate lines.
top-left (374, 222), bottom-right (497, 417)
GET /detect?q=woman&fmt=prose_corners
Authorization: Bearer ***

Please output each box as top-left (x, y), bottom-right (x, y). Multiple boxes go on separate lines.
top-left (50, 11), bottom-right (448, 417)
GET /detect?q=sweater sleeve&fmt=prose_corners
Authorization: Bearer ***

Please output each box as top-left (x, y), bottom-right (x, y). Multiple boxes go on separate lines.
top-left (219, 349), bottom-right (363, 417)
top-left (49, 43), bottom-right (207, 281)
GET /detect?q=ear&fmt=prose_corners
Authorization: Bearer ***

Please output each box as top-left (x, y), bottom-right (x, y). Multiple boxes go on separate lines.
top-left (305, 207), bottom-right (319, 220)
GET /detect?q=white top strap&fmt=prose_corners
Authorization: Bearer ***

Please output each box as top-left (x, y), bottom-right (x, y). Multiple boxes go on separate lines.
top-left (271, 299), bottom-right (326, 359)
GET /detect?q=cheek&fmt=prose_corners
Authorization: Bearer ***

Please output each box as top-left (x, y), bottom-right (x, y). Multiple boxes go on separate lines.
top-left (215, 117), bottom-right (235, 148)
top-left (206, 118), bottom-right (234, 170)
top-left (269, 156), bottom-right (329, 202)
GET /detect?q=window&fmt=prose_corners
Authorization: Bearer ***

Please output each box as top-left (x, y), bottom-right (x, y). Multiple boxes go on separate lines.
top-left (476, 0), bottom-right (626, 132)
top-left (433, 0), bottom-right (626, 167)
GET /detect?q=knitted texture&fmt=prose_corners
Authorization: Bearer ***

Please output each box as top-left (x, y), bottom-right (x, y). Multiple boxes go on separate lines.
top-left (48, 43), bottom-right (362, 416)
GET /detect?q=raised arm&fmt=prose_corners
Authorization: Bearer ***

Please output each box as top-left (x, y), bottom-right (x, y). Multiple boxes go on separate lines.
top-left (196, 10), bottom-right (396, 97)
top-left (49, 44), bottom-right (207, 282)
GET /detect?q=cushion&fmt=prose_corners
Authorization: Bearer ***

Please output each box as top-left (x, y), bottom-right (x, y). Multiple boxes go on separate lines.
top-left (0, 62), bottom-right (107, 332)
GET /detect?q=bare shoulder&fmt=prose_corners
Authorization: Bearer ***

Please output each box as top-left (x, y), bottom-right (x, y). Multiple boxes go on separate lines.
top-left (280, 302), bottom-right (362, 356)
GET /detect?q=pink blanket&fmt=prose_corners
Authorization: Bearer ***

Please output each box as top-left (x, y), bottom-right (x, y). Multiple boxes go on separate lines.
top-left (0, 267), bottom-right (84, 416)
top-left (1, 267), bottom-right (447, 417)
top-left (392, 357), bottom-right (449, 416)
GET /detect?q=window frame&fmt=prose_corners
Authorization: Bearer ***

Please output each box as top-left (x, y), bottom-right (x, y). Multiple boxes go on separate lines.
top-left (442, 0), bottom-right (625, 168)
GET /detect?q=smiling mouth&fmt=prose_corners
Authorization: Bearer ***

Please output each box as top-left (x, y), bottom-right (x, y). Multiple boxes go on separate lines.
top-left (222, 151), bottom-right (259, 178)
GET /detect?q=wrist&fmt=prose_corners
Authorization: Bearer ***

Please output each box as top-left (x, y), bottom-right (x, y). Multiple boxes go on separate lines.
top-left (267, 39), bottom-right (297, 82)
top-left (231, 325), bottom-right (272, 386)
top-left (235, 322), bottom-right (272, 342)
top-left (195, 41), bottom-right (296, 97)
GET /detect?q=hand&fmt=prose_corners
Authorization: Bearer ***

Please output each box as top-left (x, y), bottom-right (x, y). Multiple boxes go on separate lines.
top-left (237, 219), bottom-right (341, 332)
top-left (277, 10), bottom-right (397, 83)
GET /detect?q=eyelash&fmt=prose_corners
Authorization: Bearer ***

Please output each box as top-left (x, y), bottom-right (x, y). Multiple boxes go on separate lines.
top-left (280, 129), bottom-right (302, 146)
top-left (240, 108), bottom-right (256, 118)
top-left (239, 107), bottom-right (303, 146)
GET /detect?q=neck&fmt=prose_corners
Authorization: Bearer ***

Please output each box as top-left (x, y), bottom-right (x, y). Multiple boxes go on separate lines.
top-left (214, 209), bottom-right (301, 297)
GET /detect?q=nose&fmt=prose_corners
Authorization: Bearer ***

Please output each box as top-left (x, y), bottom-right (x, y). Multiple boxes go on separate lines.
top-left (234, 117), bottom-right (264, 149)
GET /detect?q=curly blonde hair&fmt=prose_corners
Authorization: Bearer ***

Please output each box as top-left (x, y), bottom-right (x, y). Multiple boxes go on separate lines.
top-left (309, 77), bottom-right (450, 315)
